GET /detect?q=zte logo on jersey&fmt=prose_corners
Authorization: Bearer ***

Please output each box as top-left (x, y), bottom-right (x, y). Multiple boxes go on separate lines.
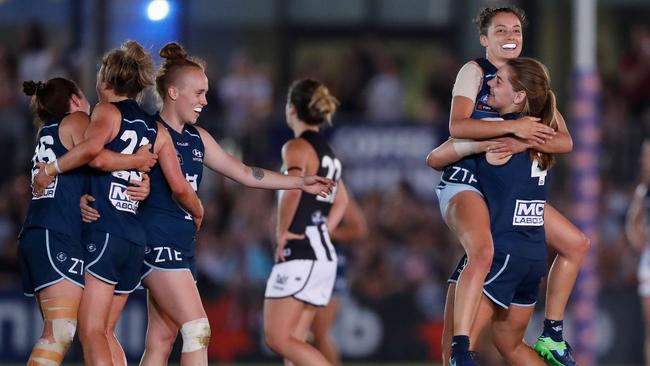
top-left (109, 182), bottom-right (138, 213)
top-left (512, 200), bottom-right (545, 226)
top-left (448, 166), bottom-right (477, 185)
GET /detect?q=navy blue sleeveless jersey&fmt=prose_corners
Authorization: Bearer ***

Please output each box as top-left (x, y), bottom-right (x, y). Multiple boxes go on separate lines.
top-left (86, 99), bottom-right (157, 246)
top-left (476, 113), bottom-right (549, 260)
top-left (439, 58), bottom-right (500, 190)
top-left (21, 116), bottom-right (86, 240)
top-left (284, 130), bottom-right (341, 261)
top-left (138, 116), bottom-right (204, 255)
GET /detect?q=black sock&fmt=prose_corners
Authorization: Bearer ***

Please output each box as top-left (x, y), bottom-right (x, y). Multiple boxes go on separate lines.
top-left (451, 335), bottom-right (470, 356)
top-left (542, 319), bottom-right (564, 342)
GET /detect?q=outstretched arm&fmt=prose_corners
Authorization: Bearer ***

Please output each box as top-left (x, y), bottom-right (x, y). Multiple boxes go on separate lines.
top-left (198, 127), bottom-right (333, 196)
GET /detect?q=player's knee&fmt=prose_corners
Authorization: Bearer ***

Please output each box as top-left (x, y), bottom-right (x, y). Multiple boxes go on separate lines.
top-left (145, 327), bottom-right (177, 354)
top-left (466, 246), bottom-right (493, 273)
top-left (264, 328), bottom-right (287, 355)
top-left (180, 318), bottom-right (210, 353)
top-left (576, 233), bottom-right (591, 259)
top-left (30, 298), bottom-right (78, 365)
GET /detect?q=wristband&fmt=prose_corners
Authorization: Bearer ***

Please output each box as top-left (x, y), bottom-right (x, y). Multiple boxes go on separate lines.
top-left (44, 163), bottom-right (53, 177)
top-left (54, 160), bottom-right (63, 174)
top-left (452, 139), bottom-right (479, 157)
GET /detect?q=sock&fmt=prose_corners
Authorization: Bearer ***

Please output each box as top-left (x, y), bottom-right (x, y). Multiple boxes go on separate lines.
top-left (451, 335), bottom-right (470, 357)
top-left (542, 319), bottom-right (564, 342)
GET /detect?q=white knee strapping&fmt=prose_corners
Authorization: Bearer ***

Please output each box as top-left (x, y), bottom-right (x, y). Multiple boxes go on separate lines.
top-left (28, 298), bottom-right (77, 366)
top-left (180, 317), bottom-right (211, 353)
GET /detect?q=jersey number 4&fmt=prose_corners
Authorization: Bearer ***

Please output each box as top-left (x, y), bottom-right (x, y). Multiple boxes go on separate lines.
top-left (531, 160), bottom-right (547, 186)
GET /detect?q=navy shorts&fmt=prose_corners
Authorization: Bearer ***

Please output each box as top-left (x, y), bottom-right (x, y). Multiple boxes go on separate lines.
top-left (332, 248), bottom-right (348, 296)
top-left (448, 252), bottom-right (546, 308)
top-left (140, 244), bottom-right (197, 281)
top-left (482, 252), bottom-right (546, 308)
top-left (83, 230), bottom-right (145, 294)
top-left (448, 255), bottom-right (467, 284)
top-left (19, 228), bottom-right (84, 296)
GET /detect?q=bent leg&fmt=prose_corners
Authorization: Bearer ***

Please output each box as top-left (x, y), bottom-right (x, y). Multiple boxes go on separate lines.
top-left (143, 270), bottom-right (209, 366)
top-left (285, 305), bottom-right (319, 366)
top-left (444, 191), bottom-right (494, 337)
top-left (492, 305), bottom-right (545, 366)
top-left (311, 297), bottom-right (340, 365)
top-left (544, 204), bottom-right (590, 321)
top-left (28, 280), bottom-right (82, 366)
top-left (264, 297), bottom-right (331, 366)
top-left (140, 291), bottom-right (178, 366)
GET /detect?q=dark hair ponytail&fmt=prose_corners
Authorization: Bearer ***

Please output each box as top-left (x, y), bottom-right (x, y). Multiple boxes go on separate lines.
top-left (23, 78), bottom-right (81, 127)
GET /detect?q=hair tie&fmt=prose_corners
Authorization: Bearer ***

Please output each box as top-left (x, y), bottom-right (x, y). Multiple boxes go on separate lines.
top-left (35, 81), bottom-right (45, 96)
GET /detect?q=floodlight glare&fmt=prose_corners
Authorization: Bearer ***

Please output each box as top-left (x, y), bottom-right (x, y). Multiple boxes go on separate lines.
top-left (147, 0), bottom-right (169, 21)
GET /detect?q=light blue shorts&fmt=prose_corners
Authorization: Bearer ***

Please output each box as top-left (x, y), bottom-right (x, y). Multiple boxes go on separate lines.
top-left (435, 181), bottom-right (483, 218)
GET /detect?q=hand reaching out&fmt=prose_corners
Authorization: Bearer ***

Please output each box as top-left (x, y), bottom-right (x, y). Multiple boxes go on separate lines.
top-left (301, 175), bottom-right (335, 198)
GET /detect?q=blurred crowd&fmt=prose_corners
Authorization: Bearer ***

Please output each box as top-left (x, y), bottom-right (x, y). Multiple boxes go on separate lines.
top-left (0, 20), bottom-right (649, 362)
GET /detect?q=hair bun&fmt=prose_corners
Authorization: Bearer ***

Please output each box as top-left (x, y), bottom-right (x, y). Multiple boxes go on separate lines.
top-left (309, 85), bottom-right (339, 123)
top-left (159, 42), bottom-right (187, 60)
top-left (22, 80), bottom-right (44, 96)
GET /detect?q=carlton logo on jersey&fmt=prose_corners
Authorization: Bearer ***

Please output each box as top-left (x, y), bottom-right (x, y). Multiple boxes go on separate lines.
top-left (476, 94), bottom-right (495, 112)
top-left (109, 182), bottom-right (139, 213)
top-left (512, 199), bottom-right (545, 226)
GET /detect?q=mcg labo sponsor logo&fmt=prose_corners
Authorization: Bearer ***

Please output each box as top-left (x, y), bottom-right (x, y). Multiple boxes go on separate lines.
top-left (109, 182), bottom-right (139, 213)
top-left (512, 199), bottom-right (545, 226)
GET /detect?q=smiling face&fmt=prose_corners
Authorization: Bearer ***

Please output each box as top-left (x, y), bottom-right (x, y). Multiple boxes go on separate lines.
top-left (170, 67), bottom-right (208, 124)
top-left (480, 11), bottom-right (523, 65)
top-left (487, 64), bottom-right (525, 114)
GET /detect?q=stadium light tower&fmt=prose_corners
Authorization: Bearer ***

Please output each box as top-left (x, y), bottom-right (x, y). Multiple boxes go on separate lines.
top-left (147, 0), bottom-right (170, 21)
